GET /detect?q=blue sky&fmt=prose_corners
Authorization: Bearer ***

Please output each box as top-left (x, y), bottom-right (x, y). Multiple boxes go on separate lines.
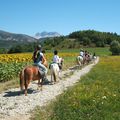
top-left (0, 0), bottom-right (120, 36)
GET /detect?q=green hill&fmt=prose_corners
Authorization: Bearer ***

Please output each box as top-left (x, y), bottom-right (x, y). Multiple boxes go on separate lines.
top-left (0, 30), bottom-right (37, 48)
top-left (1, 29), bottom-right (120, 53)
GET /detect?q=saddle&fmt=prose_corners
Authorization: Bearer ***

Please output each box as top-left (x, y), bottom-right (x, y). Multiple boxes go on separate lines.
top-left (33, 64), bottom-right (45, 79)
top-left (38, 68), bottom-right (45, 79)
top-left (49, 63), bottom-right (61, 70)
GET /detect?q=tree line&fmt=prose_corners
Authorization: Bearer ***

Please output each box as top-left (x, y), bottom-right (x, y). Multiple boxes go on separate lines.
top-left (68, 30), bottom-right (120, 47)
top-left (0, 30), bottom-right (120, 54)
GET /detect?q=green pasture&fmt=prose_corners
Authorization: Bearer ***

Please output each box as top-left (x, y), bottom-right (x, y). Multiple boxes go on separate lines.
top-left (31, 56), bottom-right (120, 120)
top-left (0, 47), bottom-right (111, 91)
top-left (59, 47), bottom-right (111, 56)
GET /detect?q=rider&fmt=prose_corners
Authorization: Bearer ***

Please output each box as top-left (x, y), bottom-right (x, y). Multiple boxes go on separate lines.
top-left (32, 47), bottom-right (38, 63)
top-left (53, 50), bottom-right (60, 63)
top-left (80, 49), bottom-right (84, 57)
top-left (92, 52), bottom-right (96, 59)
top-left (33, 45), bottom-right (48, 81)
top-left (50, 50), bottom-right (62, 70)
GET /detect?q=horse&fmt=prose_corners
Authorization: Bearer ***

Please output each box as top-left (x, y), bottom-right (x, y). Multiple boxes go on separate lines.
top-left (50, 58), bottom-right (64, 84)
top-left (83, 53), bottom-right (93, 65)
top-left (76, 55), bottom-right (84, 67)
top-left (20, 59), bottom-right (48, 96)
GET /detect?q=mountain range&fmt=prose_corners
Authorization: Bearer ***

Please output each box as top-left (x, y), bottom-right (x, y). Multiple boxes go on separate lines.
top-left (34, 31), bottom-right (61, 39)
top-left (0, 30), bottom-right (37, 42)
top-left (0, 30), bottom-right (61, 41)
top-left (0, 30), bottom-right (61, 48)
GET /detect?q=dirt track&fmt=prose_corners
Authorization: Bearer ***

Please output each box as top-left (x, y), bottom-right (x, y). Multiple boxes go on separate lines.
top-left (0, 57), bottom-right (99, 120)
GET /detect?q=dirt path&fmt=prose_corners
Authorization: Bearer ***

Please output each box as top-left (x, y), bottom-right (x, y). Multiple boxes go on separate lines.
top-left (0, 57), bottom-right (99, 120)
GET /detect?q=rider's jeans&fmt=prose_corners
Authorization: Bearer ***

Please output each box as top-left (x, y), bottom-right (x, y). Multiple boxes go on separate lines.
top-left (35, 62), bottom-right (48, 74)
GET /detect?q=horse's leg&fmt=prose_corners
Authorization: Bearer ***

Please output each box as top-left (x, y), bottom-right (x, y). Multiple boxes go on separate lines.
top-left (78, 57), bottom-right (82, 69)
top-left (24, 72), bottom-right (28, 96)
top-left (58, 70), bottom-right (62, 79)
top-left (51, 73), bottom-right (53, 84)
top-left (77, 56), bottom-right (83, 69)
top-left (24, 79), bottom-right (28, 96)
top-left (19, 71), bottom-right (24, 91)
top-left (57, 69), bottom-right (59, 82)
top-left (53, 72), bottom-right (56, 84)
top-left (24, 74), bottom-right (31, 96)
top-left (83, 58), bottom-right (86, 65)
top-left (40, 78), bottom-right (43, 91)
top-left (37, 78), bottom-right (43, 91)
top-left (37, 79), bottom-right (40, 90)
top-left (51, 68), bottom-right (55, 84)
top-left (79, 60), bottom-right (82, 68)
top-left (76, 57), bottom-right (80, 68)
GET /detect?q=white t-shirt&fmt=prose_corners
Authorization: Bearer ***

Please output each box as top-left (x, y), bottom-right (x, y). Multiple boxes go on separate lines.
top-left (80, 51), bottom-right (84, 57)
top-left (53, 55), bottom-right (59, 63)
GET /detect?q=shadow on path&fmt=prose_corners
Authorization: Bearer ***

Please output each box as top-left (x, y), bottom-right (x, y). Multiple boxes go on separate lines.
top-left (3, 89), bottom-right (34, 97)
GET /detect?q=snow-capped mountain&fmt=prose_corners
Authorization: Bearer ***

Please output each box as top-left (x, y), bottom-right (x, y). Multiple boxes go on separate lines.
top-left (34, 31), bottom-right (61, 39)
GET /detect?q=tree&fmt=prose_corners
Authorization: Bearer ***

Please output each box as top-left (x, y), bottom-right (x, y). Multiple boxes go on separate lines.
top-left (0, 48), bottom-right (7, 54)
top-left (8, 45), bottom-right (23, 53)
top-left (82, 37), bottom-right (91, 46)
top-left (110, 40), bottom-right (120, 55)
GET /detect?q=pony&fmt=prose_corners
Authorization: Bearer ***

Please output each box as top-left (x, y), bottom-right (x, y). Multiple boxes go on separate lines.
top-left (50, 58), bottom-right (64, 84)
top-left (76, 55), bottom-right (84, 67)
top-left (20, 59), bottom-right (48, 96)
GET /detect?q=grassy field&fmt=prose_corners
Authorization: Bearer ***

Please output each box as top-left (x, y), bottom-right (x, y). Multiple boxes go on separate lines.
top-left (58, 47), bottom-right (111, 56)
top-left (1, 47), bottom-right (119, 119)
top-left (0, 47), bottom-right (111, 92)
top-left (31, 56), bottom-right (120, 120)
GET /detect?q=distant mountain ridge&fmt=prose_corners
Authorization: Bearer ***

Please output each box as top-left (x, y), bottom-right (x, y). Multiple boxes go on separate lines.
top-left (0, 30), bottom-right (36, 42)
top-left (34, 31), bottom-right (61, 39)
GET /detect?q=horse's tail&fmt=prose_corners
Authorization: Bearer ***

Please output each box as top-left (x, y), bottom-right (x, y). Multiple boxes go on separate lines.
top-left (53, 66), bottom-right (57, 82)
top-left (51, 64), bottom-right (57, 82)
top-left (76, 56), bottom-right (79, 64)
top-left (20, 68), bottom-right (25, 91)
top-left (76, 56), bottom-right (80, 65)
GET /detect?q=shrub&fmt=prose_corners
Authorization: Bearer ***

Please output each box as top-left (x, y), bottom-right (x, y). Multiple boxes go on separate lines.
top-left (110, 40), bottom-right (120, 55)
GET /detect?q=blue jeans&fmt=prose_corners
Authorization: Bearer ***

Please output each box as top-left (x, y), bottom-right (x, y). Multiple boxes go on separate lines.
top-left (34, 62), bottom-right (48, 74)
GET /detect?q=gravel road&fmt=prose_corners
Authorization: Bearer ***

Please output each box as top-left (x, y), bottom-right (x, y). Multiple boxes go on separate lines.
top-left (0, 57), bottom-right (99, 120)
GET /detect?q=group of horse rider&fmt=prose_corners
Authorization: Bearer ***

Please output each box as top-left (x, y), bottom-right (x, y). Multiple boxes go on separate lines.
top-left (32, 45), bottom-right (63, 81)
top-left (32, 45), bottom-right (96, 81)
top-left (79, 49), bottom-right (95, 64)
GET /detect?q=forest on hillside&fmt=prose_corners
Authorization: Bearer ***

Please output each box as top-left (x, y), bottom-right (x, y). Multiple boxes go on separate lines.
top-left (0, 30), bottom-right (120, 54)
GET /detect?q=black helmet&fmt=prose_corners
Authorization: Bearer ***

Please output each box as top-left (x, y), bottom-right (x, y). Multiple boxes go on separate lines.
top-left (37, 44), bottom-right (42, 50)
top-left (54, 50), bottom-right (58, 55)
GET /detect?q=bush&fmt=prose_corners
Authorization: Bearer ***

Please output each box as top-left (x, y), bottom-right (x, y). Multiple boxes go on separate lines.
top-left (110, 40), bottom-right (120, 55)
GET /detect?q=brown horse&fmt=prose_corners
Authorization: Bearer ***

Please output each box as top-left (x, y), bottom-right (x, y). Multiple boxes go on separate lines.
top-left (20, 60), bottom-right (48, 96)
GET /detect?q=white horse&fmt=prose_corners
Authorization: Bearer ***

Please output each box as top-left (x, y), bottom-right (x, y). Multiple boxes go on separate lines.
top-left (76, 55), bottom-right (84, 67)
top-left (50, 58), bottom-right (64, 84)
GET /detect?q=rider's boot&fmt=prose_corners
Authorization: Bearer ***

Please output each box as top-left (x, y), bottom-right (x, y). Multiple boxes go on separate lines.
top-left (43, 73), bottom-right (49, 82)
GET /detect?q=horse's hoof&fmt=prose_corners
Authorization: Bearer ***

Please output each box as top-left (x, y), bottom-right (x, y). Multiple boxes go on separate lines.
top-left (52, 82), bottom-right (55, 85)
top-left (37, 87), bottom-right (39, 90)
top-left (59, 77), bottom-right (62, 80)
top-left (56, 81), bottom-right (59, 83)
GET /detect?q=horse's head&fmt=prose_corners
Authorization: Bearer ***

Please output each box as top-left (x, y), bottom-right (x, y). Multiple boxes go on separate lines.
top-left (59, 57), bottom-right (64, 65)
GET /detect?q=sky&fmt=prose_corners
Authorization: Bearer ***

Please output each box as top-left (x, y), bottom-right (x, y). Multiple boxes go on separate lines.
top-left (0, 0), bottom-right (120, 36)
